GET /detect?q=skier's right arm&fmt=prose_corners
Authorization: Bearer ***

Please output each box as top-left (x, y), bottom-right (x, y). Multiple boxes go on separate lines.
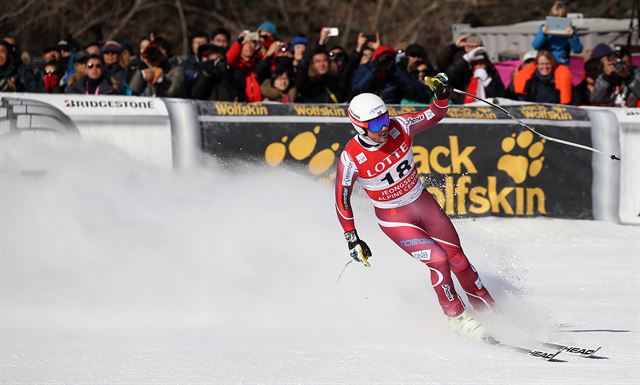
top-left (335, 151), bottom-right (372, 266)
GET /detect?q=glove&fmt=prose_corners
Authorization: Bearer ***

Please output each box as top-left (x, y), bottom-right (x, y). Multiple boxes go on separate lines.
top-left (344, 230), bottom-right (372, 267)
top-left (424, 72), bottom-right (450, 100)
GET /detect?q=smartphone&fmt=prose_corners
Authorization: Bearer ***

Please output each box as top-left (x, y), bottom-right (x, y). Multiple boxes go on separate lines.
top-left (364, 34), bottom-right (376, 41)
top-left (327, 28), bottom-right (339, 37)
top-left (546, 16), bottom-right (571, 35)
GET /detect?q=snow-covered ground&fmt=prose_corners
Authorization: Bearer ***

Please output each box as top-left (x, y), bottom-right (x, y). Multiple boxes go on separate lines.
top-left (2, 140), bottom-right (639, 384)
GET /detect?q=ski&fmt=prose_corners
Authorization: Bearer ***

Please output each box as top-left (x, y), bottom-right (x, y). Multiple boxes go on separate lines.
top-left (541, 342), bottom-right (602, 358)
top-left (494, 342), bottom-right (564, 361)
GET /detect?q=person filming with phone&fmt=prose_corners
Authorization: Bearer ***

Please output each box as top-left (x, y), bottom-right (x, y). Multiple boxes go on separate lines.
top-left (532, 1), bottom-right (583, 66)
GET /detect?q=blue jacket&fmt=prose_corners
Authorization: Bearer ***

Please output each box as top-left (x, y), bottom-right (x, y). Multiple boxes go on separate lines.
top-left (532, 24), bottom-right (583, 65)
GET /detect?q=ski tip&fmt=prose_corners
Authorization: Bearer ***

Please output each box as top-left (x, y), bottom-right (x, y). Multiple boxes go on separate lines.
top-left (610, 154), bottom-right (621, 161)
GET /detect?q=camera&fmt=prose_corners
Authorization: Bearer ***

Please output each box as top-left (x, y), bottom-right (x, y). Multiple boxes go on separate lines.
top-left (613, 46), bottom-right (625, 74)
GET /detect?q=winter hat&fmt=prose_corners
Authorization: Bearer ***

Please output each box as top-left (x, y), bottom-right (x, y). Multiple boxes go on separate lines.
top-left (101, 40), bottom-right (123, 54)
top-left (521, 50), bottom-right (538, 63)
top-left (0, 40), bottom-right (13, 52)
top-left (198, 43), bottom-right (225, 61)
top-left (74, 51), bottom-right (89, 64)
top-left (257, 21), bottom-right (278, 37)
top-left (590, 43), bottom-right (613, 60)
top-left (372, 45), bottom-right (396, 61)
top-left (405, 44), bottom-right (426, 58)
top-left (289, 36), bottom-right (309, 47)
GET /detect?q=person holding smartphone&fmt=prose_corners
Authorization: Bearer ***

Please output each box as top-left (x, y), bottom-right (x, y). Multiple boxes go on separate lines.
top-left (531, 1), bottom-right (583, 65)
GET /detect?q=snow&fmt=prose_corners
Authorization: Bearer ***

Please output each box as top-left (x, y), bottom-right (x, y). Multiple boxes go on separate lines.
top-left (1, 139), bottom-right (639, 384)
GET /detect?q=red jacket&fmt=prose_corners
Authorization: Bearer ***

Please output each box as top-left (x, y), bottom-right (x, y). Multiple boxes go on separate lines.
top-left (226, 41), bottom-right (263, 102)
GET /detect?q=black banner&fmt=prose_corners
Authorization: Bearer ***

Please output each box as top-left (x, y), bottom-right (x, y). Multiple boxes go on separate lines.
top-left (199, 102), bottom-right (593, 219)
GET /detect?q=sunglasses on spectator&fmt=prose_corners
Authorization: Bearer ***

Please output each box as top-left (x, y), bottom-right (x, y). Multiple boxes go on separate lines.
top-left (44, 70), bottom-right (56, 75)
top-left (103, 51), bottom-right (119, 55)
top-left (329, 51), bottom-right (345, 60)
top-left (87, 62), bottom-right (102, 69)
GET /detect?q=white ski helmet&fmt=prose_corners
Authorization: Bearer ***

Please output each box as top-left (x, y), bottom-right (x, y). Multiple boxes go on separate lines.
top-left (348, 93), bottom-right (389, 135)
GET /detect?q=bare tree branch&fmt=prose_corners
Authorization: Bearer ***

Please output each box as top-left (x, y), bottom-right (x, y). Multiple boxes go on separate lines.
top-left (0, 0), bottom-right (41, 22)
top-left (106, 0), bottom-right (146, 41)
top-left (175, 0), bottom-right (188, 56)
top-left (276, 0), bottom-right (294, 35)
top-left (182, 4), bottom-right (241, 33)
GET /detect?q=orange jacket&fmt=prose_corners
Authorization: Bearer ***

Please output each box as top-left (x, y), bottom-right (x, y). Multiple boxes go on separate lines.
top-left (513, 63), bottom-right (572, 104)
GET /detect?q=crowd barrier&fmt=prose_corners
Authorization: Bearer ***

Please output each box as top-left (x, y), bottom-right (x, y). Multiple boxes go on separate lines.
top-left (1, 93), bottom-right (637, 224)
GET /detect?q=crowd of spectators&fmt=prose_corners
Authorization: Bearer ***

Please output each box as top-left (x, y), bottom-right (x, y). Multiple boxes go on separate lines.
top-left (0, 3), bottom-right (638, 107)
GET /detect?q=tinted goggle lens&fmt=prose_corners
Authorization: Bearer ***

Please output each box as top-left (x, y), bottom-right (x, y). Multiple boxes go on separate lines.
top-left (366, 112), bottom-right (389, 133)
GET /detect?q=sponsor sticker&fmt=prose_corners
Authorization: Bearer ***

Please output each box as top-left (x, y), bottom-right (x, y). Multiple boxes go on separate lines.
top-left (425, 109), bottom-right (435, 120)
top-left (442, 284), bottom-right (454, 301)
top-left (411, 250), bottom-right (431, 261)
top-left (475, 278), bottom-right (483, 290)
top-left (356, 152), bottom-right (367, 164)
top-left (400, 238), bottom-right (435, 247)
top-left (389, 128), bottom-right (400, 139)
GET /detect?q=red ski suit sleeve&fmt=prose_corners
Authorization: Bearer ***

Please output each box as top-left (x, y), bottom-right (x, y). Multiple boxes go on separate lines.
top-left (334, 98), bottom-right (449, 234)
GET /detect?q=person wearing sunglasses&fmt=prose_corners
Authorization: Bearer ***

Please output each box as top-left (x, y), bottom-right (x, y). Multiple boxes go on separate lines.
top-left (335, 74), bottom-right (497, 343)
top-left (66, 54), bottom-right (117, 95)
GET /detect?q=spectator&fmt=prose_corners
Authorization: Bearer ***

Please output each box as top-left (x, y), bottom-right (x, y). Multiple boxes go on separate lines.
top-left (183, 31), bottom-right (209, 91)
top-left (130, 40), bottom-right (185, 97)
top-left (512, 50), bottom-right (572, 104)
top-left (257, 21), bottom-right (278, 56)
top-left (0, 40), bottom-right (37, 92)
top-left (404, 44), bottom-right (435, 79)
top-left (289, 36), bottom-right (309, 71)
top-left (101, 40), bottom-right (130, 94)
top-left (66, 54), bottom-right (117, 95)
top-left (226, 31), bottom-right (262, 102)
top-left (127, 36), bottom-right (151, 79)
top-left (505, 50), bottom-right (537, 99)
top-left (359, 46), bottom-right (374, 65)
top-left (351, 43), bottom-right (432, 104)
top-left (210, 27), bottom-right (231, 50)
top-left (572, 58), bottom-right (602, 105)
top-left (329, 46), bottom-right (348, 75)
top-left (532, 1), bottom-right (583, 65)
top-left (84, 42), bottom-right (101, 56)
top-left (254, 38), bottom-right (290, 84)
top-left (296, 45), bottom-right (342, 103)
top-left (39, 61), bottom-right (64, 93)
top-left (67, 51), bottom-right (89, 88)
top-left (590, 44), bottom-right (640, 107)
top-left (448, 46), bottom-right (505, 104)
top-left (191, 43), bottom-right (244, 101)
top-left (261, 57), bottom-right (297, 103)
top-left (42, 46), bottom-right (61, 64)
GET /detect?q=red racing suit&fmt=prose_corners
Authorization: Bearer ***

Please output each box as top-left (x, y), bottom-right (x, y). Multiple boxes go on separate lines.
top-left (335, 98), bottom-right (495, 317)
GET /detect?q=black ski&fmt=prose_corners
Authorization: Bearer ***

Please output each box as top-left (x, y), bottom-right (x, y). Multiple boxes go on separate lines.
top-left (542, 342), bottom-right (602, 358)
top-left (494, 342), bottom-right (564, 361)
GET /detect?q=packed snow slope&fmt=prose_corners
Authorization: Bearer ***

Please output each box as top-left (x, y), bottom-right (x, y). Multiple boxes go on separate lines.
top-left (2, 139), bottom-right (639, 384)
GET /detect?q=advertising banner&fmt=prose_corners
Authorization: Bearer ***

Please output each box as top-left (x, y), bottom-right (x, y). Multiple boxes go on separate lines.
top-left (199, 102), bottom-right (593, 219)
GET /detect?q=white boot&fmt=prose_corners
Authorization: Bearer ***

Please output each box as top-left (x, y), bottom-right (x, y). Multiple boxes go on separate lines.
top-left (448, 310), bottom-right (497, 344)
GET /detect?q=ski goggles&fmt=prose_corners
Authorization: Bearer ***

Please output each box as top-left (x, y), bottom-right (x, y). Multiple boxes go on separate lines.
top-left (364, 112), bottom-right (390, 133)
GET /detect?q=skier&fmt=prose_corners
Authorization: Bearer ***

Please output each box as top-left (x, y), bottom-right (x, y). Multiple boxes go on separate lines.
top-left (335, 73), bottom-right (496, 342)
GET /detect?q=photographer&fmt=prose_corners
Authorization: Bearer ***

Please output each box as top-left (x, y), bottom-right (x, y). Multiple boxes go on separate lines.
top-left (130, 38), bottom-right (185, 97)
top-left (591, 44), bottom-right (640, 107)
top-left (190, 43), bottom-right (245, 101)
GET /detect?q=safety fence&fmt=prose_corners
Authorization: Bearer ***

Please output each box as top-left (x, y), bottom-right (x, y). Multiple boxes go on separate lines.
top-left (1, 93), bottom-right (636, 224)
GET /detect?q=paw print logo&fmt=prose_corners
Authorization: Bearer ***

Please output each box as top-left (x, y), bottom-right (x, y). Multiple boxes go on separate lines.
top-left (264, 126), bottom-right (341, 176)
top-left (497, 131), bottom-right (545, 184)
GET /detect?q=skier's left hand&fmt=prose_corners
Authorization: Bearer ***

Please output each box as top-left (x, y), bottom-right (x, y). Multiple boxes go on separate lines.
top-left (344, 230), bottom-right (372, 267)
top-left (424, 72), bottom-right (450, 100)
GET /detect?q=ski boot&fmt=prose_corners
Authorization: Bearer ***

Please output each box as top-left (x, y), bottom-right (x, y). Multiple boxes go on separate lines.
top-left (448, 310), bottom-right (498, 344)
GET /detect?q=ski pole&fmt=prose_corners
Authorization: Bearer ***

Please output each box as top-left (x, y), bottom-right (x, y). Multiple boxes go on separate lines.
top-left (450, 88), bottom-right (621, 161)
top-left (324, 259), bottom-right (353, 301)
